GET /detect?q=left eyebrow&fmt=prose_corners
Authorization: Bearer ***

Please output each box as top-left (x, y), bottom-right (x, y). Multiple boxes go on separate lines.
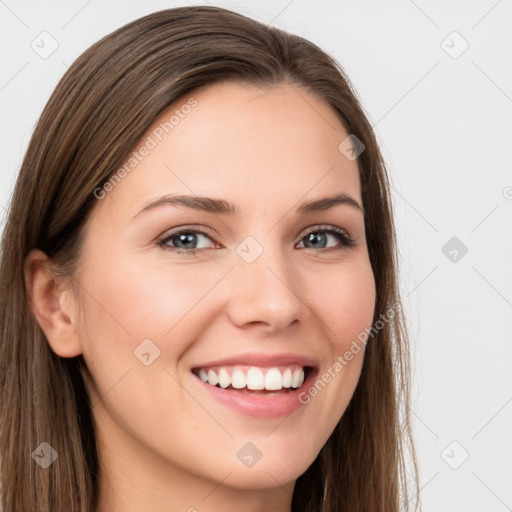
top-left (296, 193), bottom-right (364, 215)
top-left (130, 192), bottom-right (364, 221)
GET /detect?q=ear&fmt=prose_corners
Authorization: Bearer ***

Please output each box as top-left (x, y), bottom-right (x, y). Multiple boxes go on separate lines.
top-left (24, 249), bottom-right (83, 358)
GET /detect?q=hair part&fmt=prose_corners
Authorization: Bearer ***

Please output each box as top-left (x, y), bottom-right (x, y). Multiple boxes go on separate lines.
top-left (0, 6), bottom-right (420, 511)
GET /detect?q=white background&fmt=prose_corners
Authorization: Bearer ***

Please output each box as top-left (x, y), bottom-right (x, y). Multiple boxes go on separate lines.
top-left (1, 1), bottom-right (511, 510)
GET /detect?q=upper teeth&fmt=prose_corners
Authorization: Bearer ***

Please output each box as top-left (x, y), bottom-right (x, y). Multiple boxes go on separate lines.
top-left (196, 365), bottom-right (305, 390)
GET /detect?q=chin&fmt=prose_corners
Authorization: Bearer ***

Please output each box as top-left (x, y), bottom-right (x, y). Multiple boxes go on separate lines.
top-left (219, 464), bottom-right (304, 491)
top-left (210, 449), bottom-right (317, 491)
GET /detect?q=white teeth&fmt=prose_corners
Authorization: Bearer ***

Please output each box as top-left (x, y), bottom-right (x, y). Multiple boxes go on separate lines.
top-left (207, 369), bottom-right (219, 386)
top-left (231, 369), bottom-right (246, 389)
top-left (246, 367), bottom-right (265, 390)
top-left (264, 368), bottom-right (283, 390)
top-left (218, 368), bottom-right (230, 389)
top-left (197, 365), bottom-right (306, 391)
top-left (282, 368), bottom-right (292, 388)
top-left (291, 369), bottom-right (302, 388)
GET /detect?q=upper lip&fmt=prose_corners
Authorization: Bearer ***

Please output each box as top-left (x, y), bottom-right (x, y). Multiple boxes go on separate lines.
top-left (191, 352), bottom-right (319, 370)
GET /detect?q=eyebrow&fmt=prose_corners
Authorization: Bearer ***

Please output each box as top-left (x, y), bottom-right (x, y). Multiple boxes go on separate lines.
top-left (131, 192), bottom-right (364, 220)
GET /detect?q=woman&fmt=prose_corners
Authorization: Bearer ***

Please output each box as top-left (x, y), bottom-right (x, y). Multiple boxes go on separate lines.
top-left (0, 6), bottom-right (420, 511)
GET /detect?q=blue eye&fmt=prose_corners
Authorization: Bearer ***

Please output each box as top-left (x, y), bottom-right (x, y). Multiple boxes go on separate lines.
top-left (158, 228), bottom-right (216, 255)
top-left (157, 225), bottom-right (354, 256)
top-left (297, 226), bottom-right (354, 251)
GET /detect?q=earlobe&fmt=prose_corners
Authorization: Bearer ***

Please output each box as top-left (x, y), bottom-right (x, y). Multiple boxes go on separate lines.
top-left (24, 249), bottom-right (83, 358)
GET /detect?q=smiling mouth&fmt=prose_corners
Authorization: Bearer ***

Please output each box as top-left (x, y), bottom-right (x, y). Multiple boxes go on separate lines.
top-left (191, 365), bottom-right (313, 393)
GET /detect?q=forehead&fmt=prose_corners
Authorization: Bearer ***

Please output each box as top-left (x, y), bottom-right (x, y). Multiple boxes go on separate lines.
top-left (164, 80), bottom-right (352, 159)
top-left (94, 81), bottom-right (362, 221)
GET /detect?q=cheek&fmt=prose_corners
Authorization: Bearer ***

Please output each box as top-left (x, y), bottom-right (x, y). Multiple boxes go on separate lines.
top-left (74, 252), bottom-right (231, 412)
top-left (294, 258), bottom-right (375, 439)
top-left (74, 254), bottom-right (220, 453)
top-left (77, 251), bottom-right (228, 348)
top-left (308, 258), bottom-right (376, 347)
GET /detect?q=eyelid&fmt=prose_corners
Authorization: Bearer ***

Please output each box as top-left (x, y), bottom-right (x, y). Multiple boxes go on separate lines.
top-left (300, 224), bottom-right (351, 239)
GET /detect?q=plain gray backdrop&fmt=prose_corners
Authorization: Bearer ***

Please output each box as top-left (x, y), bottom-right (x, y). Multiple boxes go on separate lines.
top-left (1, 1), bottom-right (511, 510)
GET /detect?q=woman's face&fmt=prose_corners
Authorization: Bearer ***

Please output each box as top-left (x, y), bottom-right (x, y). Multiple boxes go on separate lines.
top-left (72, 81), bottom-right (375, 499)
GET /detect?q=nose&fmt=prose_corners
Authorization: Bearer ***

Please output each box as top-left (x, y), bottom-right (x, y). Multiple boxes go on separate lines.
top-left (226, 241), bottom-right (306, 333)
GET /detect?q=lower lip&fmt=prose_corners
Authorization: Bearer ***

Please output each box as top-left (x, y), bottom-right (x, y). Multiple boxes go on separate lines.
top-left (192, 369), bottom-right (317, 419)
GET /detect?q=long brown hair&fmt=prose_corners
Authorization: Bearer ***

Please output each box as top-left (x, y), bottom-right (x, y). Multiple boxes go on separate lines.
top-left (0, 6), bottom-right (420, 511)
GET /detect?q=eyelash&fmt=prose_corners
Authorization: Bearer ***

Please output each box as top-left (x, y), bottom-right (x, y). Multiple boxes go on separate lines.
top-left (157, 225), bottom-right (354, 256)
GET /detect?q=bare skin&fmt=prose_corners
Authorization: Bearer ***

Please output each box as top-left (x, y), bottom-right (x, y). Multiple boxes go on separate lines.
top-left (25, 81), bottom-right (376, 512)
